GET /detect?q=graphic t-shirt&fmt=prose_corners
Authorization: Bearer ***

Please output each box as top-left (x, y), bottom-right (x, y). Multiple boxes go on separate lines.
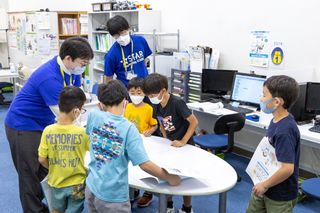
top-left (104, 35), bottom-right (152, 86)
top-left (85, 110), bottom-right (149, 202)
top-left (154, 94), bottom-right (193, 143)
top-left (38, 124), bottom-right (89, 188)
top-left (124, 103), bottom-right (157, 133)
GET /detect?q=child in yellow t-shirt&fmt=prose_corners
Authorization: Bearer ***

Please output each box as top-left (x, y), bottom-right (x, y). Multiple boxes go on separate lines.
top-left (38, 86), bottom-right (89, 213)
top-left (125, 77), bottom-right (157, 137)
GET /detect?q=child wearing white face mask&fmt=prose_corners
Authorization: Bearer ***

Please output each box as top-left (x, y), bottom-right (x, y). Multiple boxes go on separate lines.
top-left (85, 80), bottom-right (180, 212)
top-left (124, 77), bottom-right (158, 137)
top-left (38, 86), bottom-right (89, 213)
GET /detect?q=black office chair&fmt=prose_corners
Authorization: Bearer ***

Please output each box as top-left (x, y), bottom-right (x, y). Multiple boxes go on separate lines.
top-left (193, 113), bottom-right (246, 181)
top-left (0, 63), bottom-right (13, 105)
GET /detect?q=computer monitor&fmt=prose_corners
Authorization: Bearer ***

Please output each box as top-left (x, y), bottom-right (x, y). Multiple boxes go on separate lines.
top-left (305, 82), bottom-right (320, 115)
top-left (230, 73), bottom-right (266, 107)
top-left (201, 69), bottom-right (237, 97)
top-left (289, 83), bottom-right (314, 123)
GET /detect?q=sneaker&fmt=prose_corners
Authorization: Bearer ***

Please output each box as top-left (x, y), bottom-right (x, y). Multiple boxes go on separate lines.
top-left (167, 207), bottom-right (176, 213)
top-left (137, 193), bottom-right (153, 207)
top-left (178, 207), bottom-right (194, 213)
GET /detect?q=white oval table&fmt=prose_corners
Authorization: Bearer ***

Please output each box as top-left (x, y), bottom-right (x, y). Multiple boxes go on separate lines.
top-left (128, 136), bottom-right (237, 213)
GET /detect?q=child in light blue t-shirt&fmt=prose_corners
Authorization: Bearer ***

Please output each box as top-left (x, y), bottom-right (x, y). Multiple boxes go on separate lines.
top-left (85, 80), bottom-right (180, 212)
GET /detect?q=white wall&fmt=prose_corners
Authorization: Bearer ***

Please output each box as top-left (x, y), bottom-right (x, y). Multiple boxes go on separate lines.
top-left (7, 0), bottom-right (91, 12)
top-left (149, 0), bottom-right (320, 82)
top-left (0, 0), bottom-right (9, 67)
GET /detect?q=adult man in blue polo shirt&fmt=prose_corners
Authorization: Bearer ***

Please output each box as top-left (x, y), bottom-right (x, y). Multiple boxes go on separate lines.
top-left (5, 37), bottom-right (93, 213)
top-left (103, 15), bottom-right (152, 86)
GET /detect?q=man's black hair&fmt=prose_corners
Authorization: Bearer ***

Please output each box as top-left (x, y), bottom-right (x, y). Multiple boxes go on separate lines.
top-left (59, 37), bottom-right (94, 61)
top-left (264, 75), bottom-right (299, 109)
top-left (128, 77), bottom-right (144, 91)
top-left (106, 15), bottom-right (130, 36)
top-left (59, 86), bottom-right (86, 113)
top-left (98, 80), bottom-right (128, 107)
top-left (143, 73), bottom-right (168, 95)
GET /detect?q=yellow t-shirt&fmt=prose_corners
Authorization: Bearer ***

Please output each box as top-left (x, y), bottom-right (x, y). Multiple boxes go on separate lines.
top-left (38, 124), bottom-right (89, 188)
top-left (124, 103), bottom-right (158, 133)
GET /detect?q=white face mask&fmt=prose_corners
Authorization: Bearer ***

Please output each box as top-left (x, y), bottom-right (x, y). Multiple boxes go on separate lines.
top-left (130, 95), bottom-right (144, 105)
top-left (70, 66), bottom-right (86, 75)
top-left (149, 93), bottom-right (163, 105)
top-left (116, 34), bottom-right (131, 46)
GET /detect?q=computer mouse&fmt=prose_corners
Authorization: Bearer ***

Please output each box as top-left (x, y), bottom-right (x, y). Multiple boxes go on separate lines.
top-left (251, 114), bottom-right (259, 119)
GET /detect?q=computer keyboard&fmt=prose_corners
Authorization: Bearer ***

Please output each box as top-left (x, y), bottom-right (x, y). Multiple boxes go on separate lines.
top-left (224, 104), bottom-right (254, 114)
top-left (309, 125), bottom-right (320, 133)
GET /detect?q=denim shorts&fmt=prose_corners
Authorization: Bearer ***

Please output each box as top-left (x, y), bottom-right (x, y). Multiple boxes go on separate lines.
top-left (51, 184), bottom-right (85, 213)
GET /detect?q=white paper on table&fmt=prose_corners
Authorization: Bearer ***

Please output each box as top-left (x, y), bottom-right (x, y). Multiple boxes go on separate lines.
top-left (246, 137), bottom-right (281, 185)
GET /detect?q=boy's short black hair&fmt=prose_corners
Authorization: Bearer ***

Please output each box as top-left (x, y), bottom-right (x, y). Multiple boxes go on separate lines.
top-left (128, 77), bottom-right (144, 91)
top-left (143, 73), bottom-right (168, 95)
top-left (59, 37), bottom-right (94, 61)
top-left (98, 80), bottom-right (128, 107)
top-left (264, 75), bottom-right (299, 109)
top-left (59, 86), bottom-right (86, 113)
top-left (106, 15), bottom-right (130, 36)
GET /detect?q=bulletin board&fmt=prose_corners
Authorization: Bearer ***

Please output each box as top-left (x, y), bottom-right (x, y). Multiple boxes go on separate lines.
top-left (8, 12), bottom-right (59, 69)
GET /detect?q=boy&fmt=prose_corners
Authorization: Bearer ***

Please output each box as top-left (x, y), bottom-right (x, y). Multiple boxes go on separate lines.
top-left (143, 73), bottom-right (198, 213)
top-left (124, 77), bottom-right (158, 206)
top-left (103, 15), bottom-right (152, 86)
top-left (247, 75), bottom-right (300, 213)
top-left (85, 80), bottom-right (180, 212)
top-left (125, 77), bottom-right (157, 137)
top-left (38, 86), bottom-right (89, 213)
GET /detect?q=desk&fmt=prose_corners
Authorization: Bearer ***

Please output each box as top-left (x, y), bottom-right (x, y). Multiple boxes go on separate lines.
top-left (0, 69), bottom-right (19, 96)
top-left (187, 102), bottom-right (320, 173)
top-left (129, 136), bottom-right (237, 213)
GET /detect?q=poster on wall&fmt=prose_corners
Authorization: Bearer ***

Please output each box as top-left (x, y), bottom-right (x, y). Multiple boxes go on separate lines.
top-left (25, 33), bottom-right (38, 56)
top-left (8, 31), bottom-right (17, 48)
top-left (26, 13), bottom-right (37, 33)
top-left (249, 31), bottom-right (270, 68)
top-left (37, 13), bottom-right (51, 30)
top-left (270, 41), bottom-right (285, 69)
top-left (14, 13), bottom-right (26, 53)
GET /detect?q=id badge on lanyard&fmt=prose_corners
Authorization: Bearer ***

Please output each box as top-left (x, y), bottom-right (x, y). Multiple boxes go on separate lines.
top-left (121, 40), bottom-right (137, 80)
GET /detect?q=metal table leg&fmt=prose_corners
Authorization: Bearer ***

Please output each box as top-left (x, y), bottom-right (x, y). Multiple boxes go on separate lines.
top-left (219, 192), bottom-right (227, 213)
top-left (129, 187), bottom-right (134, 201)
top-left (158, 194), bottom-right (167, 213)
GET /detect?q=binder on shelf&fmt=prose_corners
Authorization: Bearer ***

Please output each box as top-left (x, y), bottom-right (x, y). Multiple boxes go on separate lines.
top-left (95, 34), bottom-right (113, 52)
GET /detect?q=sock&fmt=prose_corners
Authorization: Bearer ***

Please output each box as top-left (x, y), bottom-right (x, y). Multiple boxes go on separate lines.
top-left (167, 201), bottom-right (173, 208)
top-left (182, 204), bottom-right (192, 213)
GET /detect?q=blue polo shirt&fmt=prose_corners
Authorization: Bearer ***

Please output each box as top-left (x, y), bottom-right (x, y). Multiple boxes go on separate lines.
top-left (5, 56), bottom-right (81, 131)
top-left (104, 35), bottom-right (152, 86)
top-left (265, 114), bottom-right (300, 201)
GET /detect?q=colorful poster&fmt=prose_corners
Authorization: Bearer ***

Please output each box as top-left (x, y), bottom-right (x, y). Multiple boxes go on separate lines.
top-left (249, 31), bottom-right (270, 68)
top-left (246, 137), bottom-right (281, 185)
top-left (270, 41), bottom-right (285, 69)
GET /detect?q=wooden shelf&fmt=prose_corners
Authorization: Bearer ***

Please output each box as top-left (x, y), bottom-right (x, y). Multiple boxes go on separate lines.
top-left (57, 11), bottom-right (88, 44)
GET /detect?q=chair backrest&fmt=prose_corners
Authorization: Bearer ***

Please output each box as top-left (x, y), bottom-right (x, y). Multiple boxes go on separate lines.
top-left (214, 113), bottom-right (246, 153)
